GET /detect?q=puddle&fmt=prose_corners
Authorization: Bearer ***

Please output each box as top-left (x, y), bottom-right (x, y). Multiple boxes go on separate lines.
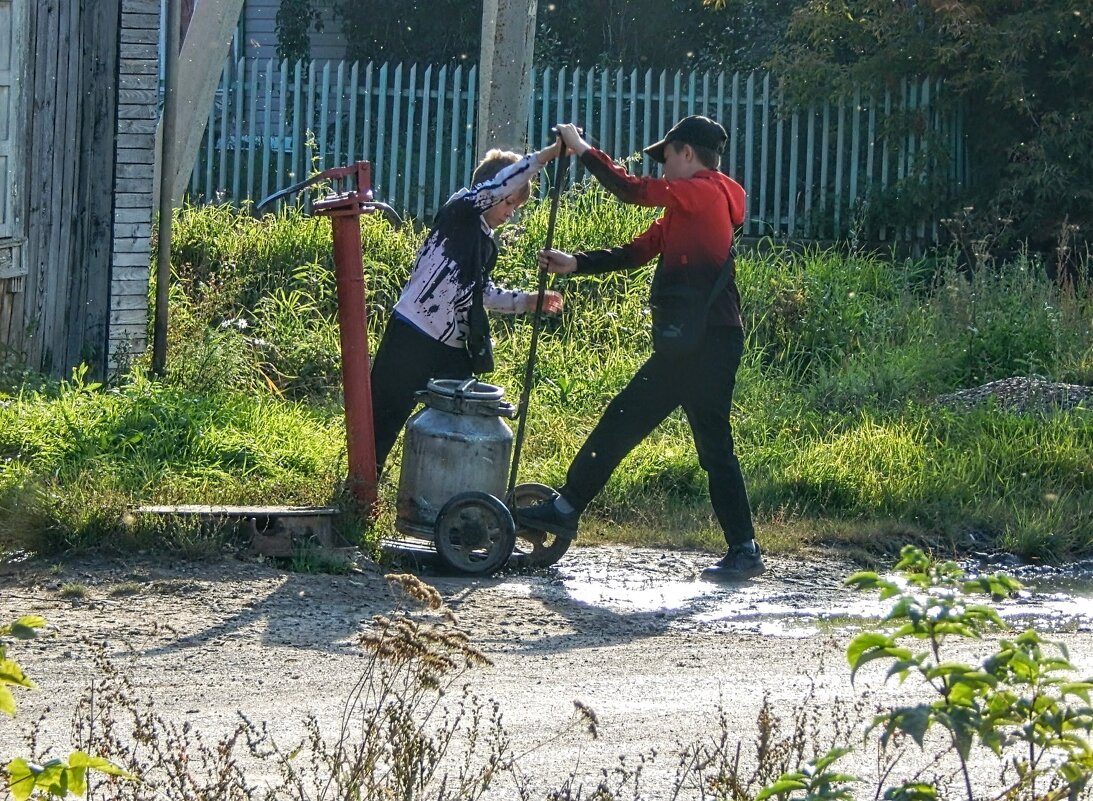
top-left (496, 548), bottom-right (1093, 638)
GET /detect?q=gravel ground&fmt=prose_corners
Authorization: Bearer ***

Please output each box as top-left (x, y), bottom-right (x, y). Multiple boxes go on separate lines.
top-left (2, 545), bottom-right (1092, 798)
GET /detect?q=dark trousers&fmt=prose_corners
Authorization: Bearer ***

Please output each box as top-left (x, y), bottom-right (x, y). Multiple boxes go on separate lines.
top-left (560, 326), bottom-right (755, 547)
top-left (370, 317), bottom-right (472, 474)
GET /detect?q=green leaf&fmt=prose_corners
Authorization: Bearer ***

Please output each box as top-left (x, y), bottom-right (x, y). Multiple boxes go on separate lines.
top-left (0, 685), bottom-right (16, 717)
top-left (67, 766), bottom-right (88, 798)
top-left (847, 632), bottom-right (891, 668)
top-left (845, 571), bottom-right (881, 589)
top-left (883, 782), bottom-right (938, 801)
top-left (0, 658), bottom-right (36, 690)
top-left (892, 704), bottom-right (932, 747)
top-left (1061, 681), bottom-right (1093, 702)
top-left (756, 777), bottom-right (808, 799)
top-left (6, 757), bottom-right (36, 801)
top-left (69, 751), bottom-right (135, 779)
top-left (9, 616), bottom-right (46, 638)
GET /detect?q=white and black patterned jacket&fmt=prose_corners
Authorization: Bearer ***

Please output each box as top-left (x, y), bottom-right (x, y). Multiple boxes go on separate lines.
top-left (392, 153), bottom-right (542, 347)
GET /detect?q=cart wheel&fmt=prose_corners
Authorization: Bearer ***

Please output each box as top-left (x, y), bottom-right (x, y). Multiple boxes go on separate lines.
top-left (434, 491), bottom-right (516, 575)
top-left (509, 482), bottom-right (572, 568)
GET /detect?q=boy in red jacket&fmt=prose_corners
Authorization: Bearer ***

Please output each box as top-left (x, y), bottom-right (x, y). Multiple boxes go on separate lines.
top-left (518, 116), bottom-right (763, 580)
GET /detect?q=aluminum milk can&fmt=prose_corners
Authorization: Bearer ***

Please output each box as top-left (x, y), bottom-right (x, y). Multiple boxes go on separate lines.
top-left (395, 378), bottom-right (516, 537)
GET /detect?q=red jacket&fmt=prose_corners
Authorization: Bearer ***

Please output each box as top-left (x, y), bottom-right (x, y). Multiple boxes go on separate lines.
top-left (574, 147), bottom-right (747, 328)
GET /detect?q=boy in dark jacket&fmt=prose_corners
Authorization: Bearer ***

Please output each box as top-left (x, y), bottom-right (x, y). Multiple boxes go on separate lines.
top-left (517, 117), bottom-right (763, 580)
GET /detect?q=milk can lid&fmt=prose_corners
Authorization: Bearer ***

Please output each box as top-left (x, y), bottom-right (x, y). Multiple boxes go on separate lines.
top-left (425, 378), bottom-right (506, 402)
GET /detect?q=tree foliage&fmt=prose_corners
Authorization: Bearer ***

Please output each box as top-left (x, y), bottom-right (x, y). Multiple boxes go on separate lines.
top-left (274, 1), bottom-right (803, 72)
top-left (767, 0), bottom-right (1093, 266)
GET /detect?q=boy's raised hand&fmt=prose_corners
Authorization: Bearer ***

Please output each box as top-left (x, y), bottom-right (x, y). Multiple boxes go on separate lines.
top-left (553, 124), bottom-right (590, 156)
top-left (537, 137), bottom-right (564, 166)
top-left (538, 248), bottom-right (577, 274)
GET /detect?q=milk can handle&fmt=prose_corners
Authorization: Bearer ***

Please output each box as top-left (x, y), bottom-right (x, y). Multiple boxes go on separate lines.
top-left (454, 377), bottom-right (477, 400)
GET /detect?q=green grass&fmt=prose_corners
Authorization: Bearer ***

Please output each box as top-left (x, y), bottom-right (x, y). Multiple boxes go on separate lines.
top-left (1, 192), bottom-right (1091, 562)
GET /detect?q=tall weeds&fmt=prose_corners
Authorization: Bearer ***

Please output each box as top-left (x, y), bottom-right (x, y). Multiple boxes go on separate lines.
top-left (0, 193), bottom-right (1090, 559)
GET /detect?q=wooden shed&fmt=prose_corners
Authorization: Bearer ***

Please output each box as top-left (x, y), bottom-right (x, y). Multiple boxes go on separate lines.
top-left (0, 0), bottom-right (159, 379)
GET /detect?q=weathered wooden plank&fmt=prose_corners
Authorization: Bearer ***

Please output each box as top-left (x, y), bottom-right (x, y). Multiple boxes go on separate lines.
top-left (120, 26), bottom-right (157, 44)
top-left (743, 73), bottom-right (755, 235)
top-left (116, 177), bottom-right (154, 194)
top-left (32, 0), bottom-right (69, 372)
top-left (231, 57), bottom-right (244, 201)
top-left (124, 0), bottom-right (159, 16)
top-left (117, 105), bottom-right (156, 122)
top-left (108, 326), bottom-right (146, 349)
top-left (119, 13), bottom-right (158, 30)
top-left (112, 256), bottom-right (153, 273)
top-left (110, 291), bottom-right (149, 310)
top-left (114, 207), bottom-right (152, 224)
top-left (332, 60), bottom-right (344, 169)
top-left (416, 64), bottom-right (430, 220)
top-left (117, 162), bottom-right (154, 179)
top-left (116, 136), bottom-right (157, 155)
top-left (387, 62), bottom-right (402, 202)
top-left (758, 72), bottom-right (770, 236)
top-left (80, 0), bottom-right (122, 378)
top-left (402, 63), bottom-right (415, 211)
top-left (218, 61), bottom-right (230, 197)
top-left (113, 237), bottom-right (152, 254)
top-left (118, 117), bottom-right (157, 135)
top-left (0, 277), bottom-right (19, 343)
top-left (773, 86), bottom-right (784, 236)
top-left (728, 72), bottom-right (739, 178)
top-left (118, 88), bottom-right (156, 106)
top-left (246, 58), bottom-right (259, 201)
top-left (112, 277), bottom-right (152, 300)
top-left (119, 72), bottom-right (155, 90)
top-left (114, 221), bottom-right (152, 240)
top-left (114, 192), bottom-right (153, 208)
top-left (260, 58), bottom-right (273, 202)
top-left (109, 308), bottom-right (148, 325)
top-left (119, 57), bottom-right (157, 75)
top-left (447, 63), bottom-right (459, 197)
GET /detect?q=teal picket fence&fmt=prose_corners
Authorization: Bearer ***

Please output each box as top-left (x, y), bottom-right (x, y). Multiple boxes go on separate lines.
top-left (189, 58), bottom-right (966, 243)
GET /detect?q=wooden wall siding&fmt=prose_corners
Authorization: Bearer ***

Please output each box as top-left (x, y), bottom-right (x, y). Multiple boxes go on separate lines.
top-left (15, 0), bottom-right (121, 377)
top-left (0, 0), bottom-right (19, 240)
top-left (242, 0), bottom-right (345, 65)
top-left (0, 0), bottom-right (25, 354)
top-left (108, 0), bottom-right (159, 371)
top-left (0, 0), bottom-right (155, 377)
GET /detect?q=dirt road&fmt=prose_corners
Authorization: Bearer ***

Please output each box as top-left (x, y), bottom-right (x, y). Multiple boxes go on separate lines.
top-left (2, 545), bottom-right (1092, 798)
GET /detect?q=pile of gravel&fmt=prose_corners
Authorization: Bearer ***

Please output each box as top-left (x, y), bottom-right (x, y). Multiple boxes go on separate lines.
top-left (935, 376), bottom-right (1092, 414)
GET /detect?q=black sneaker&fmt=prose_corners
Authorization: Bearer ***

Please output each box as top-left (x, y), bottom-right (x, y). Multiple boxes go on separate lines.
top-left (701, 541), bottom-right (765, 581)
top-left (516, 500), bottom-right (579, 540)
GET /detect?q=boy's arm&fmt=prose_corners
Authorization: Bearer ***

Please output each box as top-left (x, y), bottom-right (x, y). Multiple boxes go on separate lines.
top-left (553, 122), bottom-right (705, 212)
top-left (573, 219), bottom-right (663, 274)
top-left (482, 282), bottom-right (563, 314)
top-left (459, 142), bottom-right (560, 213)
top-left (579, 148), bottom-right (690, 210)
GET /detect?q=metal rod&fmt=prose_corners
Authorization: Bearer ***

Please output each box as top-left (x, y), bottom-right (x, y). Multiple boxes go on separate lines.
top-left (507, 153), bottom-right (569, 499)
top-left (152, 0), bottom-right (181, 376)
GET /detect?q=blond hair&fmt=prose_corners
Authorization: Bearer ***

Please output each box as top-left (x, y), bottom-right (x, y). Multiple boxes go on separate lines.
top-left (472, 149), bottom-right (533, 203)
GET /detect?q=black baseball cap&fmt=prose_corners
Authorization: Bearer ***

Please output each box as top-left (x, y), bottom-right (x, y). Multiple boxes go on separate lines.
top-left (643, 115), bottom-right (728, 163)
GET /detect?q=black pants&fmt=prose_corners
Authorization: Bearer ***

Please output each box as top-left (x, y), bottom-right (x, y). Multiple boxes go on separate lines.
top-left (370, 317), bottom-right (472, 474)
top-left (560, 326), bottom-right (755, 547)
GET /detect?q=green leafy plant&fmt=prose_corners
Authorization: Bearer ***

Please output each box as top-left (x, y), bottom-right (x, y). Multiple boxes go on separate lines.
top-left (3, 617), bottom-right (134, 799)
top-left (1, 616), bottom-right (42, 717)
top-left (756, 545), bottom-right (1093, 799)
